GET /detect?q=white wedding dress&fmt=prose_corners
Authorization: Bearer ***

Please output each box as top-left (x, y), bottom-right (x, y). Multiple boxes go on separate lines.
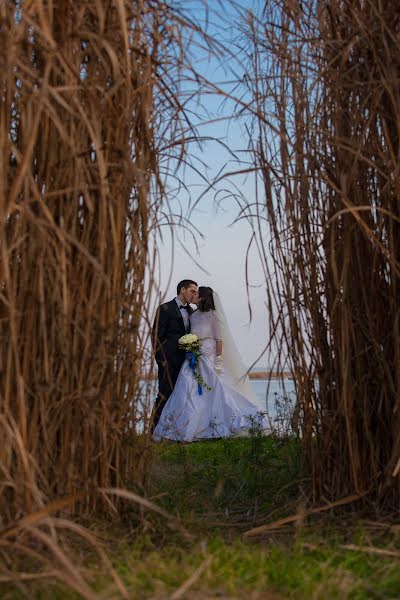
top-left (152, 308), bottom-right (268, 442)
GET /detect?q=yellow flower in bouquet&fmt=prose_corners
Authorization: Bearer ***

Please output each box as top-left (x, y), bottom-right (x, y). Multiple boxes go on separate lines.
top-left (178, 333), bottom-right (200, 352)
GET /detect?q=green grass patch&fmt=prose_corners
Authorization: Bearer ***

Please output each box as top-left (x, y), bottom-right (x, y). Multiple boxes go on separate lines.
top-left (5, 534), bottom-right (399, 599)
top-left (2, 436), bottom-right (400, 599)
top-left (149, 435), bottom-right (302, 530)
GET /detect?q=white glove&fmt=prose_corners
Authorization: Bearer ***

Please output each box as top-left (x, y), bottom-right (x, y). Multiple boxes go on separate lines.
top-left (214, 355), bottom-right (223, 375)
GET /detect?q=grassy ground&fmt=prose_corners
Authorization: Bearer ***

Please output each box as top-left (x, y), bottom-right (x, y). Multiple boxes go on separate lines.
top-left (2, 436), bottom-right (400, 599)
top-left (149, 435), bottom-right (302, 530)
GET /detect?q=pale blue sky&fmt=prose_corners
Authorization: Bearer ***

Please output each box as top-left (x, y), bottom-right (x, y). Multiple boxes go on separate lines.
top-left (154, 0), bottom-right (271, 368)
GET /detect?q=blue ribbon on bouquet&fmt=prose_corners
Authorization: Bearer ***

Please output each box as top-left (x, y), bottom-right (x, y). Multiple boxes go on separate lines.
top-left (186, 351), bottom-right (203, 395)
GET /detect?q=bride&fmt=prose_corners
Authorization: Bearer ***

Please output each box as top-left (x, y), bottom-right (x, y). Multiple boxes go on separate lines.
top-left (152, 286), bottom-right (268, 442)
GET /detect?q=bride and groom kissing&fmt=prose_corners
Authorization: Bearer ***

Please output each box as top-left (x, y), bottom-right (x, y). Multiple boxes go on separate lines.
top-left (151, 279), bottom-right (267, 442)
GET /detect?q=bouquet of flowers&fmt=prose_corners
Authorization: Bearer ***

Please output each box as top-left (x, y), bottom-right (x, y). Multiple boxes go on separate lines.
top-left (178, 333), bottom-right (211, 395)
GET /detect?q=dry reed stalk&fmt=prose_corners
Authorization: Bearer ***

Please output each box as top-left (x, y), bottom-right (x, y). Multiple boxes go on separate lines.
top-left (238, 0), bottom-right (400, 508)
top-left (243, 492), bottom-right (367, 539)
top-left (0, 0), bottom-right (212, 593)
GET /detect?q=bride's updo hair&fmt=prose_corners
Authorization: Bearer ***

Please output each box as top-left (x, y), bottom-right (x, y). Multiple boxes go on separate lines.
top-left (198, 286), bottom-right (215, 312)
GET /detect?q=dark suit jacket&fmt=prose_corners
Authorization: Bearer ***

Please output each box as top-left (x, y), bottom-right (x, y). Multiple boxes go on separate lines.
top-left (152, 299), bottom-right (194, 375)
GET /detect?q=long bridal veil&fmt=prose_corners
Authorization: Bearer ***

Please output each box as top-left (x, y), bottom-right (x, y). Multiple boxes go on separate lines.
top-left (213, 292), bottom-right (258, 404)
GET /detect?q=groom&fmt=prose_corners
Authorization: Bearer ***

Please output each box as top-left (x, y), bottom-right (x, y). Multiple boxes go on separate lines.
top-left (151, 279), bottom-right (198, 431)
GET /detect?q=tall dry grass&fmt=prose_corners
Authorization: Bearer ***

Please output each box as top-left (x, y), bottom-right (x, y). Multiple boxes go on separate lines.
top-left (240, 0), bottom-right (400, 507)
top-left (0, 0), bottom-right (211, 593)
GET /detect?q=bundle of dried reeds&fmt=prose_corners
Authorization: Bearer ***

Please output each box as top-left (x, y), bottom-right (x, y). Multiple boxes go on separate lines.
top-left (0, 0), bottom-right (205, 525)
top-left (0, 0), bottom-right (217, 593)
top-left (241, 0), bottom-right (400, 507)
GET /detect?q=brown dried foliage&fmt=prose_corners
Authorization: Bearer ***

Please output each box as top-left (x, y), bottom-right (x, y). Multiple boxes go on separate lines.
top-left (241, 0), bottom-right (400, 507)
top-left (0, 1), bottom-right (208, 590)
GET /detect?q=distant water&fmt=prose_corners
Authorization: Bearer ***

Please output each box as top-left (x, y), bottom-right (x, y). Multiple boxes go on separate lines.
top-left (250, 377), bottom-right (296, 433)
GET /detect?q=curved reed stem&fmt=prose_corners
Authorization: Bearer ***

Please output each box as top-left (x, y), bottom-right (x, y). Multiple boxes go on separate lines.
top-left (240, 0), bottom-right (400, 508)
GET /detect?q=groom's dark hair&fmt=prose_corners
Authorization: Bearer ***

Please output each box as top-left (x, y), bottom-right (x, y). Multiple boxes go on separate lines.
top-left (177, 279), bottom-right (197, 295)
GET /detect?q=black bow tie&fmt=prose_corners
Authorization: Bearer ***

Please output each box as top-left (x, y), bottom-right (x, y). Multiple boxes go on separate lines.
top-left (180, 305), bottom-right (190, 311)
